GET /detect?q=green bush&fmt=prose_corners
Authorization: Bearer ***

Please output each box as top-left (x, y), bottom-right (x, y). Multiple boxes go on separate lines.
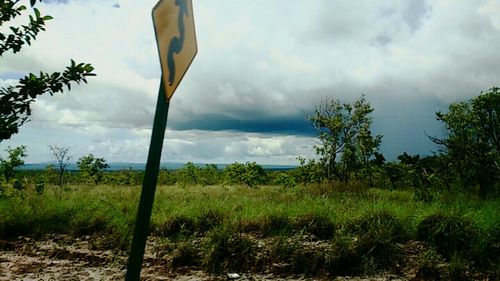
top-left (417, 213), bottom-right (478, 259)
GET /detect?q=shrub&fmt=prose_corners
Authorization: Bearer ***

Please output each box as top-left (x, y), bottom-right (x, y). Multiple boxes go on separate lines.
top-left (417, 213), bottom-right (478, 259)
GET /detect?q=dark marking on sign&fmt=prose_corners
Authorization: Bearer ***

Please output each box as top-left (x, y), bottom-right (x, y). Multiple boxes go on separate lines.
top-left (167, 0), bottom-right (188, 86)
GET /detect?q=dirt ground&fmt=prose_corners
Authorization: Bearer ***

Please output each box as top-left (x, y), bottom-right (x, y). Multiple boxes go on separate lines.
top-left (0, 235), bottom-right (453, 280)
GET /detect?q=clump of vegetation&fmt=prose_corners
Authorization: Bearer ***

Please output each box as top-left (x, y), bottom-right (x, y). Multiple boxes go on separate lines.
top-left (171, 241), bottom-right (202, 268)
top-left (196, 209), bottom-right (225, 233)
top-left (414, 248), bottom-right (445, 281)
top-left (347, 211), bottom-right (406, 272)
top-left (202, 227), bottom-right (256, 273)
top-left (155, 215), bottom-right (197, 238)
top-left (275, 172), bottom-right (296, 188)
top-left (307, 95), bottom-right (382, 183)
top-left (417, 213), bottom-right (478, 259)
top-left (260, 213), bottom-right (293, 237)
top-left (224, 162), bottom-right (267, 187)
top-left (349, 211), bottom-right (407, 242)
top-left (77, 154), bottom-right (109, 185)
top-left (294, 213), bottom-right (335, 239)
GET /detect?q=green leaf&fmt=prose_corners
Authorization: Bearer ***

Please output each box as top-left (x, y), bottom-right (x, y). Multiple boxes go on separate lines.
top-left (34, 8), bottom-right (41, 19)
top-left (42, 15), bottom-right (53, 21)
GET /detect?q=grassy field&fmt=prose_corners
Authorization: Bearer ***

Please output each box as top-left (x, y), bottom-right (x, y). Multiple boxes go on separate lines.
top-left (1, 184), bottom-right (499, 278)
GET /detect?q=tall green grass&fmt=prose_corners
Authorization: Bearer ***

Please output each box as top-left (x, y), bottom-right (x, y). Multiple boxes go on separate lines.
top-left (0, 184), bottom-right (498, 275)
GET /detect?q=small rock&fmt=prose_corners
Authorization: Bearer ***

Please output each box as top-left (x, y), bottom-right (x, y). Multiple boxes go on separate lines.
top-left (228, 272), bottom-right (240, 279)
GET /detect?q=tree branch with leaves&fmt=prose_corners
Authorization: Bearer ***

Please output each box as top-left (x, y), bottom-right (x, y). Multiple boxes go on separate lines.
top-left (0, 0), bottom-right (96, 141)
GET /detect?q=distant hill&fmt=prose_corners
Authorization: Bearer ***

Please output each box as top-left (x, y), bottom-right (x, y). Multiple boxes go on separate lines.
top-left (18, 162), bottom-right (296, 171)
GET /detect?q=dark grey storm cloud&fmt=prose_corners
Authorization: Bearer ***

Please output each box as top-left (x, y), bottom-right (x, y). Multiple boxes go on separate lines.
top-left (169, 113), bottom-right (314, 135)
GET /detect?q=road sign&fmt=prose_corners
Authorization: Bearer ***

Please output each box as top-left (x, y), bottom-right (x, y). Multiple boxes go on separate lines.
top-left (152, 0), bottom-right (197, 100)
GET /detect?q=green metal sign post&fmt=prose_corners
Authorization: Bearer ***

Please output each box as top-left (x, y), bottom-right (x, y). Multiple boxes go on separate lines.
top-left (125, 0), bottom-right (197, 279)
top-left (125, 81), bottom-right (169, 280)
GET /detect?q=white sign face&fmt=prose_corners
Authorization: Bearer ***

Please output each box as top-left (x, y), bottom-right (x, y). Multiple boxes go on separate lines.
top-left (152, 0), bottom-right (197, 100)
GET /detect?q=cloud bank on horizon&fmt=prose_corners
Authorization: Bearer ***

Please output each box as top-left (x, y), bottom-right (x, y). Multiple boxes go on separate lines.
top-left (1, 0), bottom-right (499, 165)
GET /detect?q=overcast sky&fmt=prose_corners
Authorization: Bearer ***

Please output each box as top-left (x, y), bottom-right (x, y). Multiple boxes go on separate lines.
top-left (1, 0), bottom-right (499, 165)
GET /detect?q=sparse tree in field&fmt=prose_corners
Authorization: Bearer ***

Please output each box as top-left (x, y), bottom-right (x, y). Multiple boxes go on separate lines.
top-left (49, 145), bottom-right (71, 187)
top-left (178, 162), bottom-right (200, 186)
top-left (307, 95), bottom-right (382, 183)
top-left (431, 87), bottom-right (500, 196)
top-left (0, 145), bottom-right (27, 183)
top-left (0, 0), bottom-right (95, 141)
top-left (77, 154), bottom-right (109, 185)
top-left (224, 162), bottom-right (267, 187)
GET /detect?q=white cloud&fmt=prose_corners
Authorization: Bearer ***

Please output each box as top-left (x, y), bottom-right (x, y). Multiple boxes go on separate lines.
top-left (1, 0), bottom-right (499, 164)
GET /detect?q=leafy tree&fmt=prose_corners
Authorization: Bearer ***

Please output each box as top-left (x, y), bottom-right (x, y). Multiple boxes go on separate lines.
top-left (77, 154), bottom-right (109, 185)
top-left (49, 145), bottom-right (71, 187)
top-left (307, 95), bottom-right (382, 183)
top-left (431, 87), bottom-right (500, 196)
top-left (224, 162), bottom-right (267, 187)
top-left (178, 162), bottom-right (201, 186)
top-left (0, 0), bottom-right (95, 141)
top-left (199, 164), bottom-right (219, 186)
top-left (0, 145), bottom-right (26, 183)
